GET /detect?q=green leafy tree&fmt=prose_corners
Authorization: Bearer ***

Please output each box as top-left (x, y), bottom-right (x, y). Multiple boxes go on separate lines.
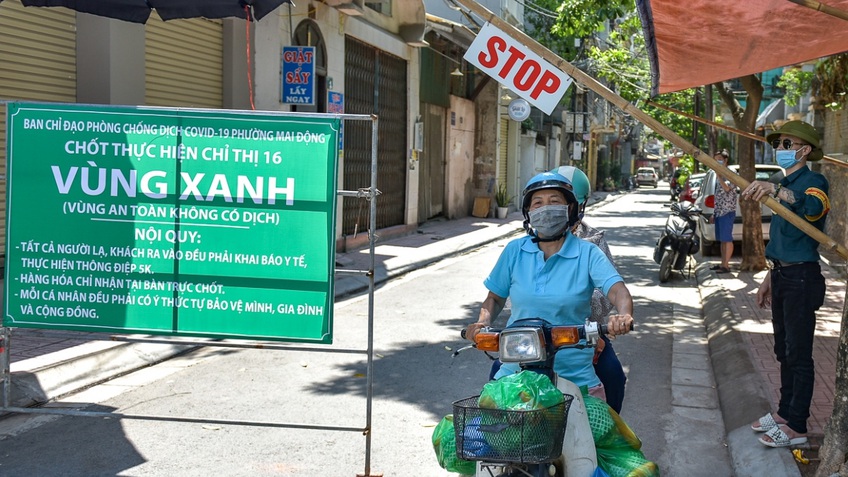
top-left (549, 0), bottom-right (635, 38)
top-left (584, 14), bottom-right (700, 153)
top-left (524, 0), bottom-right (639, 108)
top-left (713, 76), bottom-right (767, 271)
top-left (579, 7), bottom-right (766, 269)
top-left (776, 67), bottom-right (814, 107)
top-left (814, 52), bottom-right (848, 110)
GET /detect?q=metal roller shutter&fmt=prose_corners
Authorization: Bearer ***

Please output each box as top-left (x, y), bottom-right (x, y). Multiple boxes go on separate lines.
top-left (145, 14), bottom-right (223, 108)
top-left (0, 0), bottom-right (77, 263)
top-left (342, 36), bottom-right (407, 235)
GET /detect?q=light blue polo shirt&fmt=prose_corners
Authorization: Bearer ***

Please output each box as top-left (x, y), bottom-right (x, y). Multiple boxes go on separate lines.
top-left (484, 233), bottom-right (623, 388)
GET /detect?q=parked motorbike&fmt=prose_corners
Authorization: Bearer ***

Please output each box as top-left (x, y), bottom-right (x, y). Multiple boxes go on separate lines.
top-left (453, 319), bottom-right (612, 477)
top-left (653, 201), bottom-right (701, 282)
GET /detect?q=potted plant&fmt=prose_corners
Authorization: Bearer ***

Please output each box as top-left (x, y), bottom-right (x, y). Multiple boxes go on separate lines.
top-left (494, 182), bottom-right (514, 219)
top-left (603, 177), bottom-right (617, 192)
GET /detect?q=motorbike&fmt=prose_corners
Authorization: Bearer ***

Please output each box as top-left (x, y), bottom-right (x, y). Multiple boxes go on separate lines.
top-left (453, 319), bottom-right (611, 477)
top-left (653, 200), bottom-right (701, 283)
top-left (669, 170), bottom-right (683, 201)
top-left (669, 181), bottom-right (683, 201)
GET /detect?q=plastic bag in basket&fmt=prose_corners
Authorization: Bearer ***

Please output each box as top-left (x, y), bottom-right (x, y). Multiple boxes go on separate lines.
top-left (582, 389), bottom-right (660, 477)
top-left (478, 370), bottom-right (564, 410)
top-left (432, 414), bottom-right (476, 475)
top-left (476, 371), bottom-right (565, 457)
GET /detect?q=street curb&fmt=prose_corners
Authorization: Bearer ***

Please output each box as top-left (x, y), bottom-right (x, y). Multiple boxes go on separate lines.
top-left (727, 426), bottom-right (802, 477)
top-left (698, 265), bottom-right (772, 429)
top-left (697, 264), bottom-right (801, 477)
top-left (8, 340), bottom-right (196, 409)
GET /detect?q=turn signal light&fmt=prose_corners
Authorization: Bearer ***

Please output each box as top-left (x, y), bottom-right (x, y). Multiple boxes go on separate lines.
top-left (475, 331), bottom-right (500, 352)
top-left (551, 326), bottom-right (581, 347)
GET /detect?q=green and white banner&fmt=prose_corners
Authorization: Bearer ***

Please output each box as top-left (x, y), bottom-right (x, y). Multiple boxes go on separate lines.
top-left (4, 103), bottom-right (340, 343)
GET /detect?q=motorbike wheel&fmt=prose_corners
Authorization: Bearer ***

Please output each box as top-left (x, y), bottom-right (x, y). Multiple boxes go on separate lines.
top-left (659, 251), bottom-right (674, 283)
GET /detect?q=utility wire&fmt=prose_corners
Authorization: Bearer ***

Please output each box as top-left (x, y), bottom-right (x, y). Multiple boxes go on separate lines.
top-left (515, 0), bottom-right (558, 19)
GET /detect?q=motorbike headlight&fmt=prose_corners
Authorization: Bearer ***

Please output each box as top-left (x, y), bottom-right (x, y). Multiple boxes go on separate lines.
top-left (499, 327), bottom-right (546, 363)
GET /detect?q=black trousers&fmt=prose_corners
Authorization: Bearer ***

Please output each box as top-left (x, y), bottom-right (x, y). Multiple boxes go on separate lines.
top-left (771, 262), bottom-right (826, 434)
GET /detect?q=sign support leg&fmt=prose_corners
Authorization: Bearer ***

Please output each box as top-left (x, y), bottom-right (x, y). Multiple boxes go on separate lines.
top-left (1, 327), bottom-right (10, 409)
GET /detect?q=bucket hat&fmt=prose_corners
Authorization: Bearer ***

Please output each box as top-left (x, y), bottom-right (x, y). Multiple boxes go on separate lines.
top-left (766, 120), bottom-right (823, 161)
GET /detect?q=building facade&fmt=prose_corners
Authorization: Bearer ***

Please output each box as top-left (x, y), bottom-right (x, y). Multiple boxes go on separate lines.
top-left (0, 0), bottom-right (429, 261)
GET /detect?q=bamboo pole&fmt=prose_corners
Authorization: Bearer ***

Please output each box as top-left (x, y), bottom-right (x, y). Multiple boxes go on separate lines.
top-left (649, 100), bottom-right (848, 168)
top-left (647, 101), bottom-right (765, 143)
top-left (787, 0), bottom-right (848, 22)
top-left (453, 0), bottom-right (848, 260)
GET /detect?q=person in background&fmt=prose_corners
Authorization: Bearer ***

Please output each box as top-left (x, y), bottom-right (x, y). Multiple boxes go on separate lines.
top-left (743, 120), bottom-right (830, 448)
top-left (465, 172), bottom-right (634, 403)
top-left (709, 149), bottom-right (737, 274)
top-left (553, 165), bottom-right (628, 414)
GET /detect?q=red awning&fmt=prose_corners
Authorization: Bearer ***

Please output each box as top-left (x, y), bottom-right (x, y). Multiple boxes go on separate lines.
top-left (637, 0), bottom-right (848, 95)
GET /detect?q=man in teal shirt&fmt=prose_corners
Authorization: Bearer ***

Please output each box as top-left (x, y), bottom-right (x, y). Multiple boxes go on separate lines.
top-left (742, 120), bottom-right (830, 448)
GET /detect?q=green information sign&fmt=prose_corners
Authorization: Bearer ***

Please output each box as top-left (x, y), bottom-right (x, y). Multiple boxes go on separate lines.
top-left (4, 103), bottom-right (340, 343)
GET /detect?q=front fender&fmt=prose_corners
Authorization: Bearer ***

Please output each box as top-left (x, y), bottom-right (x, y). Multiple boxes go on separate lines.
top-left (653, 235), bottom-right (669, 264)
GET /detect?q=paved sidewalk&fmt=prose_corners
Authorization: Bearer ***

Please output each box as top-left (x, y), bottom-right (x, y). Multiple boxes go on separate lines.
top-left (699, 254), bottom-right (846, 476)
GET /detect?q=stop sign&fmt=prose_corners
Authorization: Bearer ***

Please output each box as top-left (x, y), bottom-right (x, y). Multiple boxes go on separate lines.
top-left (464, 22), bottom-right (573, 115)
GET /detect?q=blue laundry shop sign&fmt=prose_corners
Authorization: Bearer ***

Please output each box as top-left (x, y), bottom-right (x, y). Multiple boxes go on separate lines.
top-left (281, 46), bottom-right (316, 105)
top-left (4, 102), bottom-right (340, 343)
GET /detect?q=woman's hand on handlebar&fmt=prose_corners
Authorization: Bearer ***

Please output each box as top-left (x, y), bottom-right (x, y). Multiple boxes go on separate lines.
top-left (606, 314), bottom-right (634, 338)
top-left (464, 322), bottom-right (488, 343)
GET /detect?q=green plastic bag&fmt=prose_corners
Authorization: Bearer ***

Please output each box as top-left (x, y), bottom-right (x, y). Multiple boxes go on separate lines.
top-left (582, 389), bottom-right (660, 477)
top-left (478, 370), bottom-right (564, 410)
top-left (432, 415), bottom-right (476, 475)
top-left (476, 371), bottom-right (565, 455)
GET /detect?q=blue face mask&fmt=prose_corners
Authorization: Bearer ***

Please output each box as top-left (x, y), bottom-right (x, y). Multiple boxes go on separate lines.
top-left (776, 149), bottom-right (799, 170)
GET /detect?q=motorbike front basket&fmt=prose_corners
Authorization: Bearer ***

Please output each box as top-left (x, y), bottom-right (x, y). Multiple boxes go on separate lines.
top-left (452, 394), bottom-right (573, 463)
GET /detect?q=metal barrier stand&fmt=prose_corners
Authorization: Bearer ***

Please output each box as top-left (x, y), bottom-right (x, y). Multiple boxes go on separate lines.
top-left (0, 112), bottom-right (383, 477)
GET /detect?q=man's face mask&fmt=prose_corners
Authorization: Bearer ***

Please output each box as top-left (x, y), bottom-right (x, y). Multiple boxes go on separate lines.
top-left (776, 149), bottom-right (800, 170)
top-left (529, 204), bottom-right (571, 238)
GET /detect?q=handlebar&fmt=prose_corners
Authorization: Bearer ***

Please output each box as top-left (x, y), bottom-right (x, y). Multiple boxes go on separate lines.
top-left (460, 320), bottom-right (633, 341)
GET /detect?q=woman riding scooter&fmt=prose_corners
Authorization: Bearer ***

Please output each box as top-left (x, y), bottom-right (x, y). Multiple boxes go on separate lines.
top-left (477, 168), bottom-right (629, 412)
top-left (465, 172), bottom-right (634, 399)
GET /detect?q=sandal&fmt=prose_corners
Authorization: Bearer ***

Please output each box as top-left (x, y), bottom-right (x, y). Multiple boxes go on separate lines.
top-left (751, 413), bottom-right (780, 432)
top-left (716, 267), bottom-right (731, 274)
top-left (759, 425), bottom-right (808, 448)
top-left (709, 264), bottom-right (722, 270)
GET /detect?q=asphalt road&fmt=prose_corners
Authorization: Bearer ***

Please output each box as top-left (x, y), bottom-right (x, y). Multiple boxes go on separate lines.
top-left (0, 186), bottom-right (728, 476)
